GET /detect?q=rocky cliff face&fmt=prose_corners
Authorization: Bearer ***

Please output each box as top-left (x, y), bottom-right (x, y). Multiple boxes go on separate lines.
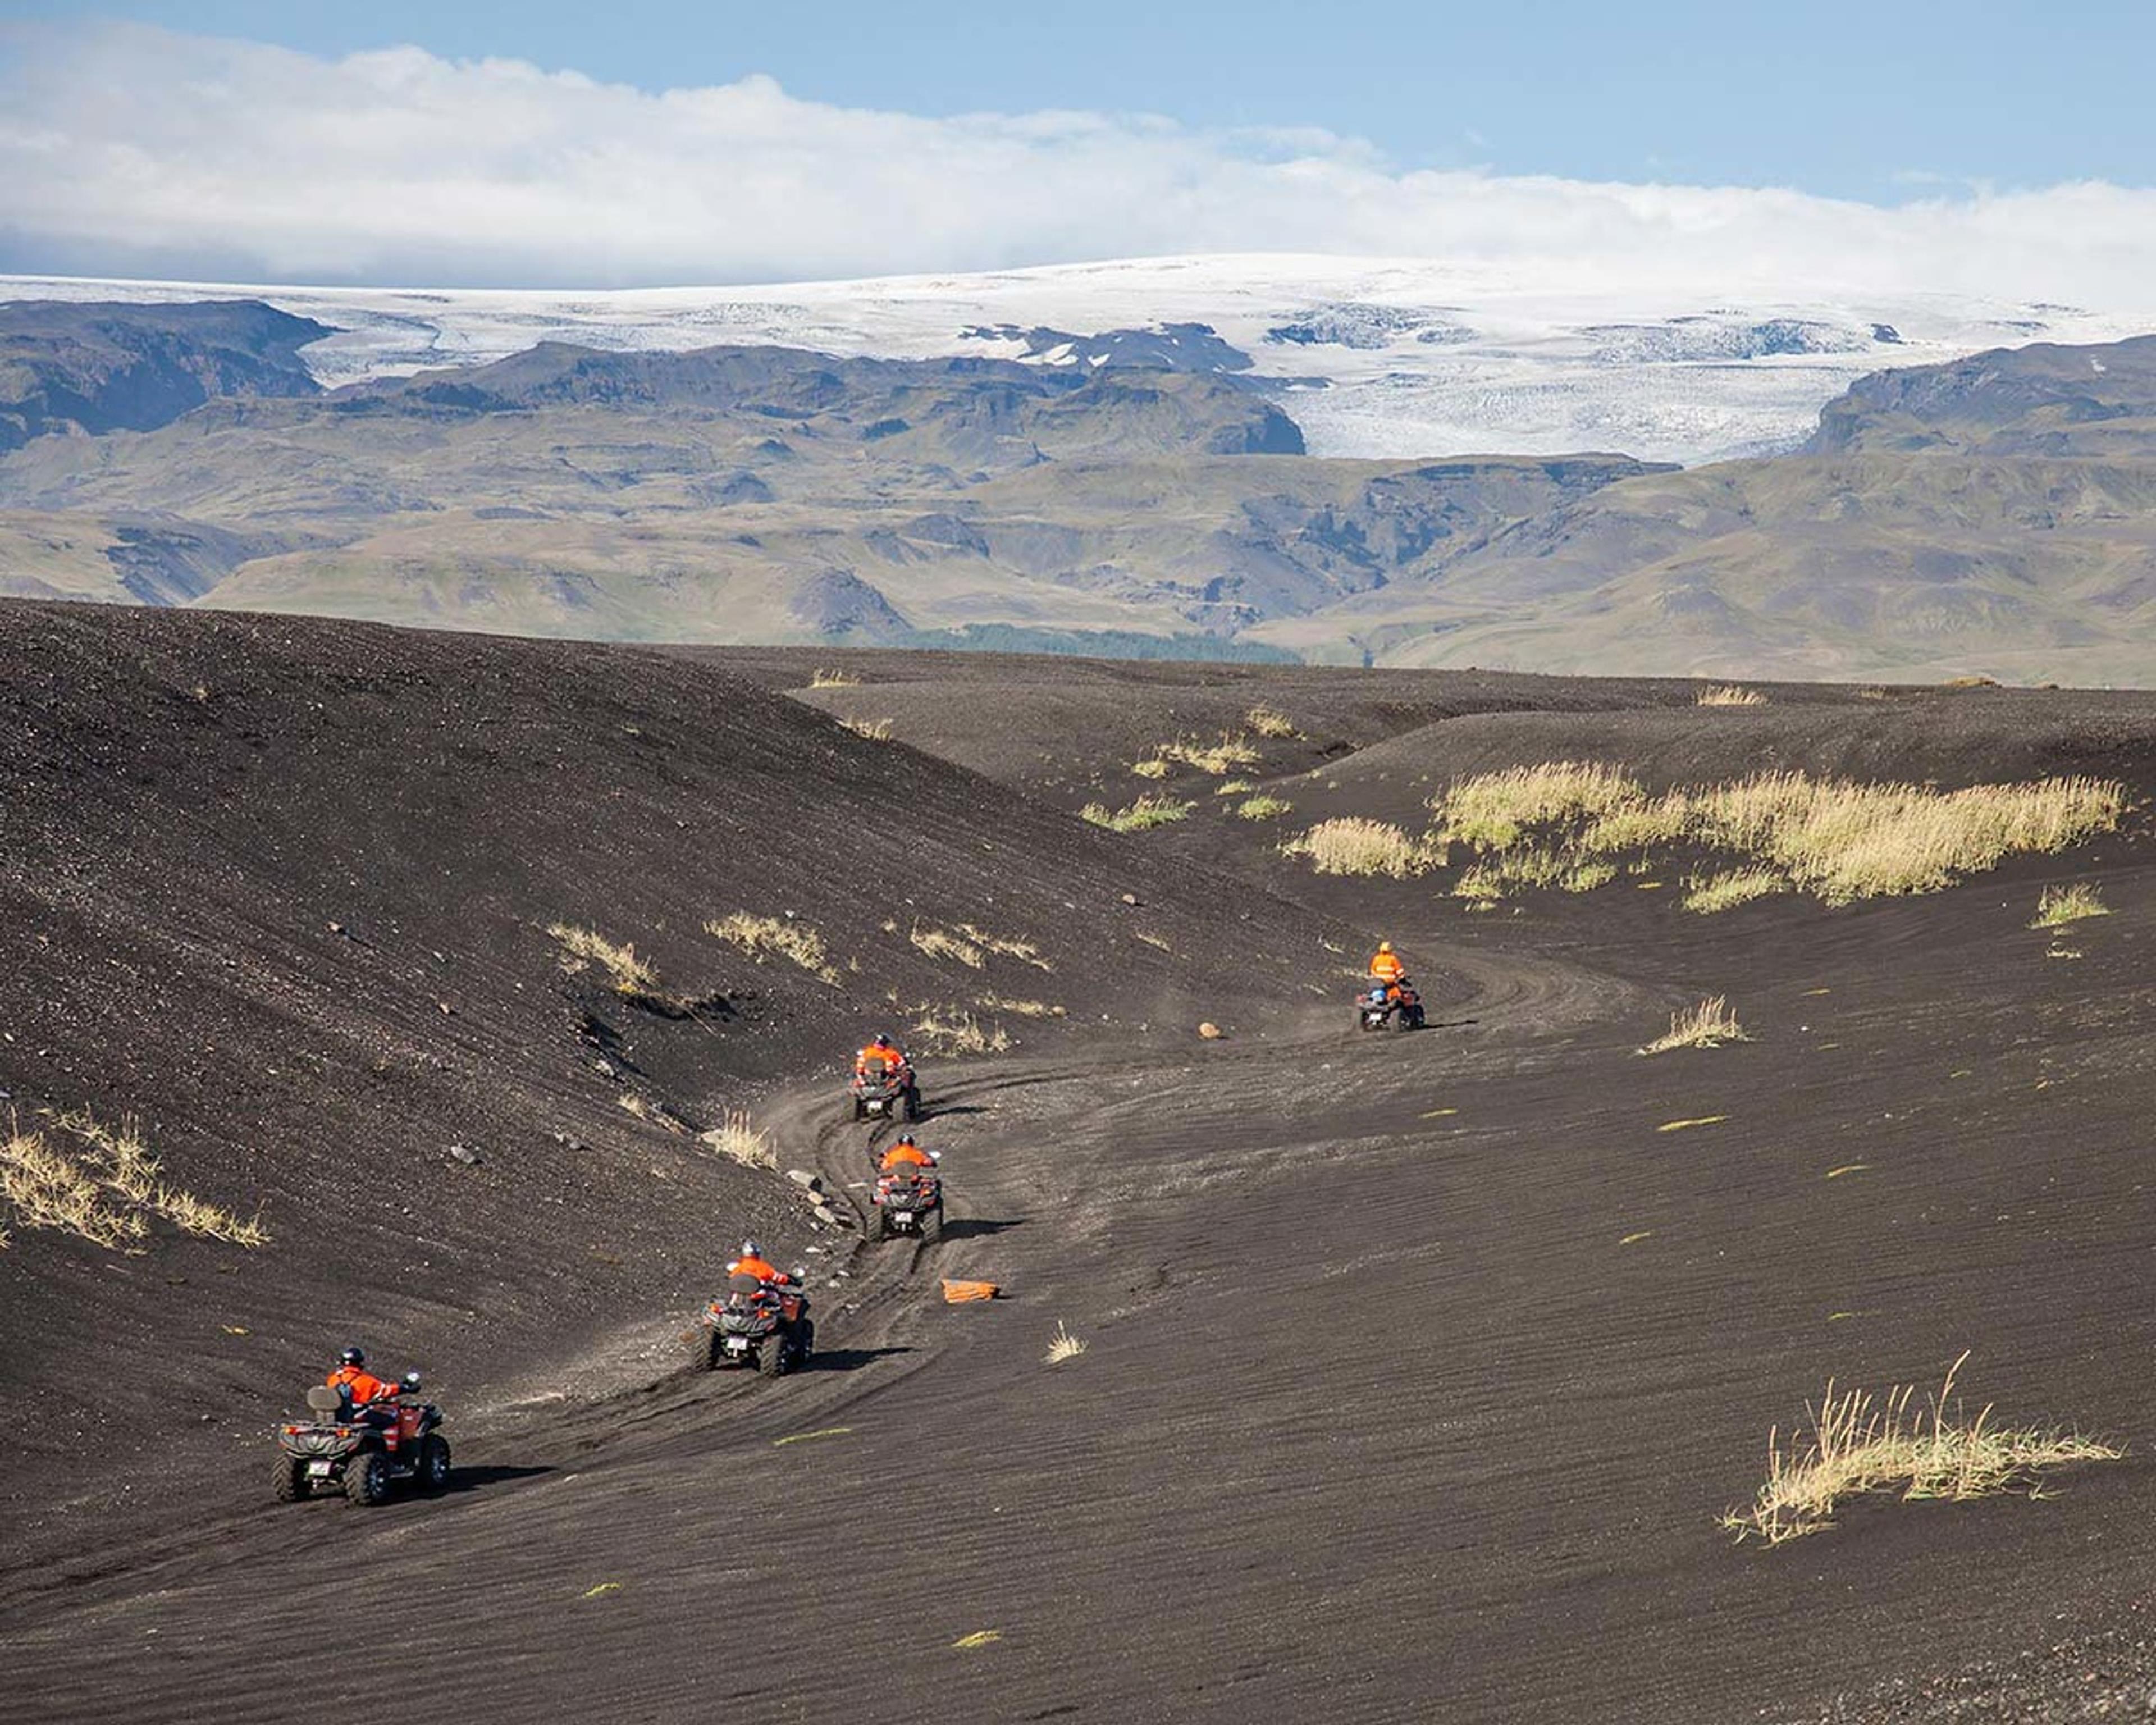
top-left (0, 300), bottom-right (330, 451)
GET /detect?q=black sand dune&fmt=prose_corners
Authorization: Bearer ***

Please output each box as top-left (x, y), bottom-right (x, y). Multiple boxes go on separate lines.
top-left (6, 605), bottom-right (2156, 1722)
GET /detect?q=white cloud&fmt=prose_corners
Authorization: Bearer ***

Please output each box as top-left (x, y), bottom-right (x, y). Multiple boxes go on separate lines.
top-left (2, 21), bottom-right (2154, 301)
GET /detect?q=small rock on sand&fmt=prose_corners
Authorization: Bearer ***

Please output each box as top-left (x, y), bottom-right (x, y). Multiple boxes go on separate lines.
top-left (1198, 1021), bottom-right (1224, 1040)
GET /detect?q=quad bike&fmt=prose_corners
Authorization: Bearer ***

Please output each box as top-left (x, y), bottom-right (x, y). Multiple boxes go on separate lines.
top-left (849, 1057), bottom-right (920, 1123)
top-left (867, 1162), bottom-right (943, 1244)
top-left (693, 1272), bottom-right (814, 1378)
top-left (1357, 979), bottom-right (1425, 1033)
top-left (272, 1375), bottom-right (450, 1506)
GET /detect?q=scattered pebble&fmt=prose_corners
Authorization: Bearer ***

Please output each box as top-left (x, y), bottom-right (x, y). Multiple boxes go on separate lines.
top-left (448, 1142), bottom-right (483, 1166)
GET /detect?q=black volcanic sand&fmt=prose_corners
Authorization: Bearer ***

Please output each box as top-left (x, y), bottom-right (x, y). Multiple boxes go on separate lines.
top-left (7, 606), bottom-right (2156, 1723)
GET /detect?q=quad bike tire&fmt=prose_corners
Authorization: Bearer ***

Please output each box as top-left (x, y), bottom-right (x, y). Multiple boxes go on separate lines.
top-left (689, 1328), bottom-right (720, 1371)
top-left (797, 1318), bottom-right (815, 1366)
top-left (418, 1435), bottom-right (453, 1493)
top-left (756, 1332), bottom-right (789, 1380)
top-left (866, 1205), bottom-right (886, 1242)
top-left (272, 1455), bottom-right (307, 1504)
top-left (345, 1450), bottom-right (390, 1507)
top-left (920, 1204), bottom-right (942, 1246)
top-left (903, 1089), bottom-right (921, 1123)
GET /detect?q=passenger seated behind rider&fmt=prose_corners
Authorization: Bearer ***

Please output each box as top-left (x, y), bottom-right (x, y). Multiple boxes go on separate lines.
top-left (855, 1031), bottom-right (910, 1078)
top-left (1369, 941), bottom-right (1409, 997)
top-left (326, 1346), bottom-right (404, 1422)
top-left (727, 1238), bottom-right (794, 1290)
top-left (878, 1133), bottom-right (938, 1174)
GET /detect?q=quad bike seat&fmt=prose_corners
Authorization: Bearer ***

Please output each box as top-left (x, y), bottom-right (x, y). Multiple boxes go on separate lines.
top-left (728, 1271), bottom-right (765, 1295)
top-left (306, 1384), bottom-right (348, 1417)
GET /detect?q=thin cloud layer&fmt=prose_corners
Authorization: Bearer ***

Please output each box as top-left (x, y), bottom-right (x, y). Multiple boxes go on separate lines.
top-left (2, 21), bottom-right (2154, 298)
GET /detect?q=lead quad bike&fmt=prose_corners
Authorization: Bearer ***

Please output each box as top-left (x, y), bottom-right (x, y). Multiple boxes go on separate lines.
top-left (1356, 979), bottom-right (1426, 1032)
top-left (272, 1375), bottom-right (450, 1506)
top-left (693, 1272), bottom-right (815, 1378)
top-left (849, 1056), bottom-right (920, 1122)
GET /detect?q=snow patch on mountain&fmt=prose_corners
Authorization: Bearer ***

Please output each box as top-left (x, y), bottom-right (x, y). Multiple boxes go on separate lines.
top-left (4, 254), bottom-right (2150, 467)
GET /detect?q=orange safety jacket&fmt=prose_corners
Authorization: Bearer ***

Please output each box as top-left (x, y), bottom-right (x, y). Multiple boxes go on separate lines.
top-left (880, 1144), bottom-right (934, 1171)
top-left (1369, 950), bottom-right (1407, 984)
top-left (730, 1254), bottom-right (789, 1285)
top-left (325, 1365), bottom-right (398, 1406)
top-left (856, 1042), bottom-right (907, 1075)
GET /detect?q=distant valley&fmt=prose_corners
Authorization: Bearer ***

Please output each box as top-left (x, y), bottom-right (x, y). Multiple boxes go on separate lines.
top-left (2, 272), bottom-right (2155, 683)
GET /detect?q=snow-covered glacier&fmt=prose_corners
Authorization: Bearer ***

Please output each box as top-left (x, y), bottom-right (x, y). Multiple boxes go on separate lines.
top-left (6, 253), bottom-right (2148, 467)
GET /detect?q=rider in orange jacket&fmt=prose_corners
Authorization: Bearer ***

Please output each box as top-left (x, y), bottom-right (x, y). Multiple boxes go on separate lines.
top-left (1369, 942), bottom-right (1408, 993)
top-left (878, 1134), bottom-right (937, 1173)
top-left (326, 1347), bottom-right (402, 1415)
top-left (727, 1239), bottom-right (793, 1287)
top-left (855, 1032), bottom-right (910, 1078)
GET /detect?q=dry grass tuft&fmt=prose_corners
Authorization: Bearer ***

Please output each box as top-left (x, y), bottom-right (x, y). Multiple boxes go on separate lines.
top-left (548, 923), bottom-right (661, 997)
top-left (2, 1121), bottom-right (146, 1250)
top-left (1044, 1320), bottom-right (1089, 1364)
top-left (1237, 794), bottom-right (1292, 821)
top-left (1419, 763), bottom-right (2125, 909)
top-left (1721, 1353), bottom-right (2120, 1545)
top-left (911, 920), bottom-right (1050, 970)
top-left (910, 921), bottom-right (985, 968)
top-left (1682, 868), bottom-right (1788, 915)
top-left (1245, 704), bottom-right (1300, 738)
top-left (2030, 883), bottom-right (2109, 929)
top-left (1641, 996), bottom-right (1751, 1054)
top-left (4, 1109), bottom-right (266, 1251)
top-left (808, 668), bottom-right (862, 688)
top-left (912, 1007), bottom-right (1013, 1056)
top-left (701, 1108), bottom-right (776, 1170)
top-left (1130, 756), bottom-right (1171, 779)
top-left (704, 912), bottom-right (835, 980)
top-left (975, 994), bottom-right (1066, 1019)
top-left (1215, 779), bottom-right (1254, 796)
top-left (1696, 683), bottom-right (1768, 706)
top-left (1284, 818), bottom-right (1433, 878)
top-left (1149, 732), bottom-right (1263, 775)
top-left (1082, 795), bottom-right (1195, 833)
top-left (841, 717), bottom-right (895, 741)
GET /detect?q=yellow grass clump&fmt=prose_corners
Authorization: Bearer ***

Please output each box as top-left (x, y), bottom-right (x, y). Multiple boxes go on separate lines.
top-left (1237, 795), bottom-right (1292, 821)
top-left (1721, 1353), bottom-right (2120, 1545)
top-left (1430, 761), bottom-right (1646, 850)
top-left (1283, 818), bottom-right (1433, 878)
top-left (1153, 732), bottom-right (1263, 775)
top-left (912, 920), bottom-right (1050, 970)
top-left (975, 995), bottom-right (1065, 1019)
top-left (1045, 1320), bottom-right (1089, 1364)
top-left (1696, 683), bottom-right (1767, 706)
top-left (1082, 795), bottom-right (1195, 833)
top-left (4, 1110), bottom-right (267, 1251)
top-left (548, 923), bottom-right (661, 997)
top-left (704, 912), bottom-right (835, 980)
top-left (808, 668), bottom-right (862, 688)
top-left (1682, 867), bottom-right (1787, 915)
top-left (701, 1108), bottom-right (777, 1170)
top-left (841, 717), bottom-right (895, 741)
top-left (911, 1007), bottom-right (1013, 1056)
top-left (2030, 883), bottom-right (2109, 929)
top-left (1640, 996), bottom-right (1751, 1054)
top-left (1130, 756), bottom-right (1171, 779)
top-left (1215, 779), bottom-right (1254, 795)
top-left (1245, 704), bottom-right (1300, 738)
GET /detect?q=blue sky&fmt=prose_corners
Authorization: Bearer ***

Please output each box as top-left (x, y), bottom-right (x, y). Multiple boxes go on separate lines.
top-left (16, 0), bottom-right (2154, 200)
top-left (1, 5), bottom-right (2152, 288)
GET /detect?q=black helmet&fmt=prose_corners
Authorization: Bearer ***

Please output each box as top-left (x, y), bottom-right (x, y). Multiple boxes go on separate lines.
top-left (871, 1031), bottom-right (890, 1044)
top-left (897, 1133), bottom-right (916, 1146)
top-left (339, 1346), bottom-right (365, 1367)
top-left (739, 1238), bottom-right (761, 1258)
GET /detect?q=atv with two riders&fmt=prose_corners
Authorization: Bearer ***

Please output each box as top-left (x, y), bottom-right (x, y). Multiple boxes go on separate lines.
top-left (272, 1374), bottom-right (450, 1506)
